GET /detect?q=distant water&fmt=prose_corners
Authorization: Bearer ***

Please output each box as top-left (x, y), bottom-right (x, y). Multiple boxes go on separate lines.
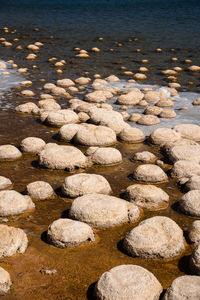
top-left (0, 0), bottom-right (200, 49)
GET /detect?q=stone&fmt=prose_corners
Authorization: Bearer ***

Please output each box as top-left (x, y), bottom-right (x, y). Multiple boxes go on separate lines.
top-left (166, 144), bottom-right (200, 163)
top-left (137, 115), bottom-right (160, 125)
top-left (0, 224), bottom-right (28, 258)
top-left (45, 109), bottom-right (79, 127)
top-left (69, 194), bottom-right (141, 228)
top-left (185, 175), bottom-right (200, 191)
top-left (149, 128), bottom-right (181, 145)
top-left (134, 73), bottom-right (147, 80)
top-left (179, 190), bottom-right (200, 217)
top-left (193, 98), bottom-right (200, 106)
top-left (75, 77), bottom-right (91, 85)
top-left (62, 173), bottom-right (112, 197)
top-left (105, 75), bottom-right (120, 82)
top-left (38, 99), bottom-right (61, 111)
top-left (51, 86), bottom-right (69, 97)
top-left (47, 218), bottom-right (95, 248)
top-left (133, 151), bottom-right (156, 163)
top-left (118, 127), bottom-right (145, 143)
top-left (123, 216), bottom-right (184, 258)
top-left (164, 275), bottom-right (200, 300)
top-left (20, 137), bottom-right (46, 153)
top-left (144, 106), bottom-right (163, 116)
top-left (0, 145), bottom-right (22, 161)
top-left (188, 221), bottom-right (200, 244)
top-left (26, 181), bottom-right (54, 200)
top-left (38, 143), bottom-right (88, 171)
top-left (73, 124), bottom-right (117, 146)
top-left (144, 91), bottom-right (161, 103)
top-left (89, 107), bottom-right (128, 134)
top-left (15, 102), bottom-right (39, 114)
top-left (94, 265), bottom-right (162, 300)
top-left (85, 91), bottom-right (109, 103)
top-left (0, 62), bottom-right (7, 69)
top-left (120, 111), bottom-right (130, 121)
top-left (0, 176), bottom-right (12, 190)
top-left (43, 83), bottom-right (56, 91)
top-left (117, 89), bottom-right (144, 105)
top-left (190, 245), bottom-right (200, 275)
top-left (159, 109), bottom-right (176, 118)
top-left (59, 124), bottom-right (81, 142)
top-left (125, 184), bottom-right (169, 210)
top-left (86, 147), bottom-right (122, 165)
top-left (156, 99), bottom-right (174, 107)
top-left (0, 267), bottom-right (12, 295)
top-left (171, 160), bottom-right (200, 180)
top-left (56, 79), bottom-right (75, 88)
top-left (188, 65), bottom-right (200, 72)
top-left (133, 164), bottom-right (168, 183)
top-left (173, 124), bottom-right (200, 142)
top-left (20, 90), bottom-right (35, 97)
top-left (77, 112), bottom-right (90, 122)
top-left (129, 113), bottom-right (141, 122)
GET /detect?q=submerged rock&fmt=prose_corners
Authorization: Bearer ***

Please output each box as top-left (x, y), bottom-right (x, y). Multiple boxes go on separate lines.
top-left (133, 164), bottom-right (168, 183)
top-left (118, 127), bottom-right (145, 143)
top-left (86, 147), bottom-right (122, 165)
top-left (179, 190), bottom-right (200, 217)
top-left (0, 145), bottom-right (22, 161)
top-left (0, 176), bottom-right (12, 190)
top-left (20, 137), bottom-right (46, 153)
top-left (0, 267), bottom-right (12, 295)
top-left (26, 181), bottom-right (54, 200)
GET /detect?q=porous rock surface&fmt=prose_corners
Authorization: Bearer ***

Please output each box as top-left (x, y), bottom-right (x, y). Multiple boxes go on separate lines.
top-left (0, 145), bottom-right (22, 161)
top-left (20, 137), bottom-right (46, 153)
top-left (149, 128), bottom-right (181, 145)
top-left (132, 151), bottom-right (156, 163)
top-left (94, 264), bottom-right (163, 300)
top-left (188, 221), bottom-right (200, 244)
top-left (123, 216), bottom-right (185, 258)
top-left (26, 181), bottom-right (54, 200)
top-left (133, 164), bottom-right (168, 183)
top-left (173, 124), bottom-right (200, 142)
top-left (179, 190), bottom-right (200, 217)
top-left (118, 127), bottom-right (145, 143)
top-left (45, 109), bottom-right (79, 127)
top-left (86, 147), bottom-right (122, 165)
top-left (0, 176), bottom-right (12, 190)
top-left (69, 193), bottom-right (141, 228)
top-left (47, 218), bottom-right (95, 248)
top-left (62, 173), bottom-right (112, 197)
top-left (0, 267), bottom-right (12, 295)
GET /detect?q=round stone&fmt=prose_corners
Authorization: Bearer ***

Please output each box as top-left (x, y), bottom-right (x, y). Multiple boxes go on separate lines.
top-left (0, 145), bottom-right (22, 161)
top-left (133, 164), bottom-right (168, 183)
top-left (0, 267), bottom-right (12, 295)
top-left (123, 216), bottom-right (185, 258)
top-left (20, 137), bottom-right (46, 153)
top-left (129, 113), bottom-right (141, 122)
top-left (179, 190), bottom-right (200, 217)
top-left (0, 176), bottom-right (12, 190)
top-left (163, 275), bottom-right (200, 300)
top-left (75, 77), bottom-right (91, 85)
top-left (117, 89), bottom-right (144, 105)
top-left (59, 124), bottom-right (81, 142)
top-left (26, 181), bottom-right (54, 200)
top-left (133, 151), bottom-right (156, 163)
top-left (0, 190), bottom-right (35, 216)
top-left (193, 98), bottom-right (200, 106)
top-left (69, 193), bottom-right (141, 228)
top-left (38, 99), bottom-right (61, 111)
top-left (57, 78), bottom-right (75, 87)
top-left (62, 173), bottom-right (112, 197)
top-left (0, 224), bottom-right (28, 258)
top-left (73, 124), bottom-right (116, 146)
top-left (118, 127), bottom-right (145, 143)
top-left (38, 143), bottom-right (88, 171)
top-left (144, 91), bottom-right (161, 103)
top-left (190, 245), bottom-right (200, 275)
top-left (185, 175), bottom-right (200, 191)
top-left (144, 106), bottom-right (163, 116)
top-left (86, 147), bottom-right (122, 165)
top-left (94, 265), bottom-right (163, 300)
top-left (159, 109), bottom-right (176, 118)
top-left (172, 160), bottom-right (200, 180)
top-left (156, 99), bottom-right (174, 107)
top-left (85, 91), bottom-right (108, 103)
top-left (15, 102), bottom-right (39, 114)
top-left (188, 221), bottom-right (200, 244)
top-left (167, 144), bottom-right (200, 163)
top-left (149, 128), bottom-right (181, 145)
top-left (173, 124), bottom-right (200, 142)
top-left (47, 218), bottom-right (95, 248)
top-left (125, 184), bottom-right (169, 210)
top-left (137, 115), bottom-right (160, 126)
top-left (45, 109), bottom-right (79, 127)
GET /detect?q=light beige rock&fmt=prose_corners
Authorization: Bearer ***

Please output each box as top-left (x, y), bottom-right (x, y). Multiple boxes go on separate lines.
top-left (26, 53), bottom-right (37, 60)
top-left (188, 65), bottom-right (200, 72)
top-left (45, 109), bottom-right (79, 127)
top-left (185, 175), bottom-right (200, 191)
top-left (20, 137), bottom-right (46, 153)
top-left (125, 184), bottom-right (169, 210)
top-left (57, 79), bottom-right (75, 88)
top-left (62, 173), bottom-right (112, 197)
top-left (164, 276), bottom-right (200, 300)
top-left (105, 75), bottom-right (120, 82)
top-left (75, 77), bottom-right (91, 85)
top-left (133, 151), bottom-right (156, 163)
top-left (123, 216), bottom-right (184, 258)
top-left (38, 99), bottom-right (61, 111)
top-left (118, 127), bottom-right (145, 143)
top-left (156, 99), bottom-right (174, 107)
top-left (144, 91), bottom-right (161, 103)
top-left (0, 62), bottom-right (7, 69)
top-left (15, 102), bottom-right (39, 114)
top-left (27, 44), bottom-right (39, 51)
top-left (149, 128), bottom-right (181, 145)
top-left (144, 106), bottom-right (163, 116)
top-left (0, 224), bottom-right (28, 258)
top-left (167, 144), bottom-right (200, 163)
top-left (26, 181), bottom-right (54, 200)
top-left (159, 109), bottom-right (176, 118)
top-left (43, 83), bottom-right (56, 91)
top-left (77, 112), bottom-right (90, 122)
top-left (51, 86), bottom-right (69, 96)
top-left (179, 190), bottom-right (200, 217)
top-left (73, 124), bottom-right (116, 146)
top-left (188, 221), bottom-right (200, 244)
top-left (0, 190), bottom-right (35, 216)
top-left (0, 267), bottom-right (12, 295)
top-left (117, 89), bottom-right (144, 105)
top-left (89, 107), bottom-right (128, 134)
top-left (95, 265), bottom-right (163, 300)
top-left (134, 73), bottom-right (147, 80)
top-left (137, 115), bottom-right (160, 125)
top-left (20, 90), bottom-right (35, 97)
top-left (0, 145), bottom-right (22, 161)
top-left (47, 218), bottom-right (95, 248)
top-left (193, 98), bottom-right (200, 106)
top-left (129, 113), bottom-right (141, 122)
top-left (86, 147), bottom-right (122, 165)
top-left (85, 90), bottom-right (112, 103)
top-left (40, 93), bottom-right (54, 100)
top-left (171, 160), bottom-right (200, 180)
top-left (120, 111), bottom-right (130, 121)
top-left (161, 69), bottom-right (177, 76)
top-left (190, 244), bottom-right (200, 275)
top-left (0, 176), bottom-right (12, 190)
top-left (69, 193), bottom-right (141, 228)
top-left (133, 164), bottom-right (168, 183)
top-left (59, 124), bottom-right (81, 142)
top-left (173, 124), bottom-right (200, 142)
top-left (38, 143), bottom-right (87, 171)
